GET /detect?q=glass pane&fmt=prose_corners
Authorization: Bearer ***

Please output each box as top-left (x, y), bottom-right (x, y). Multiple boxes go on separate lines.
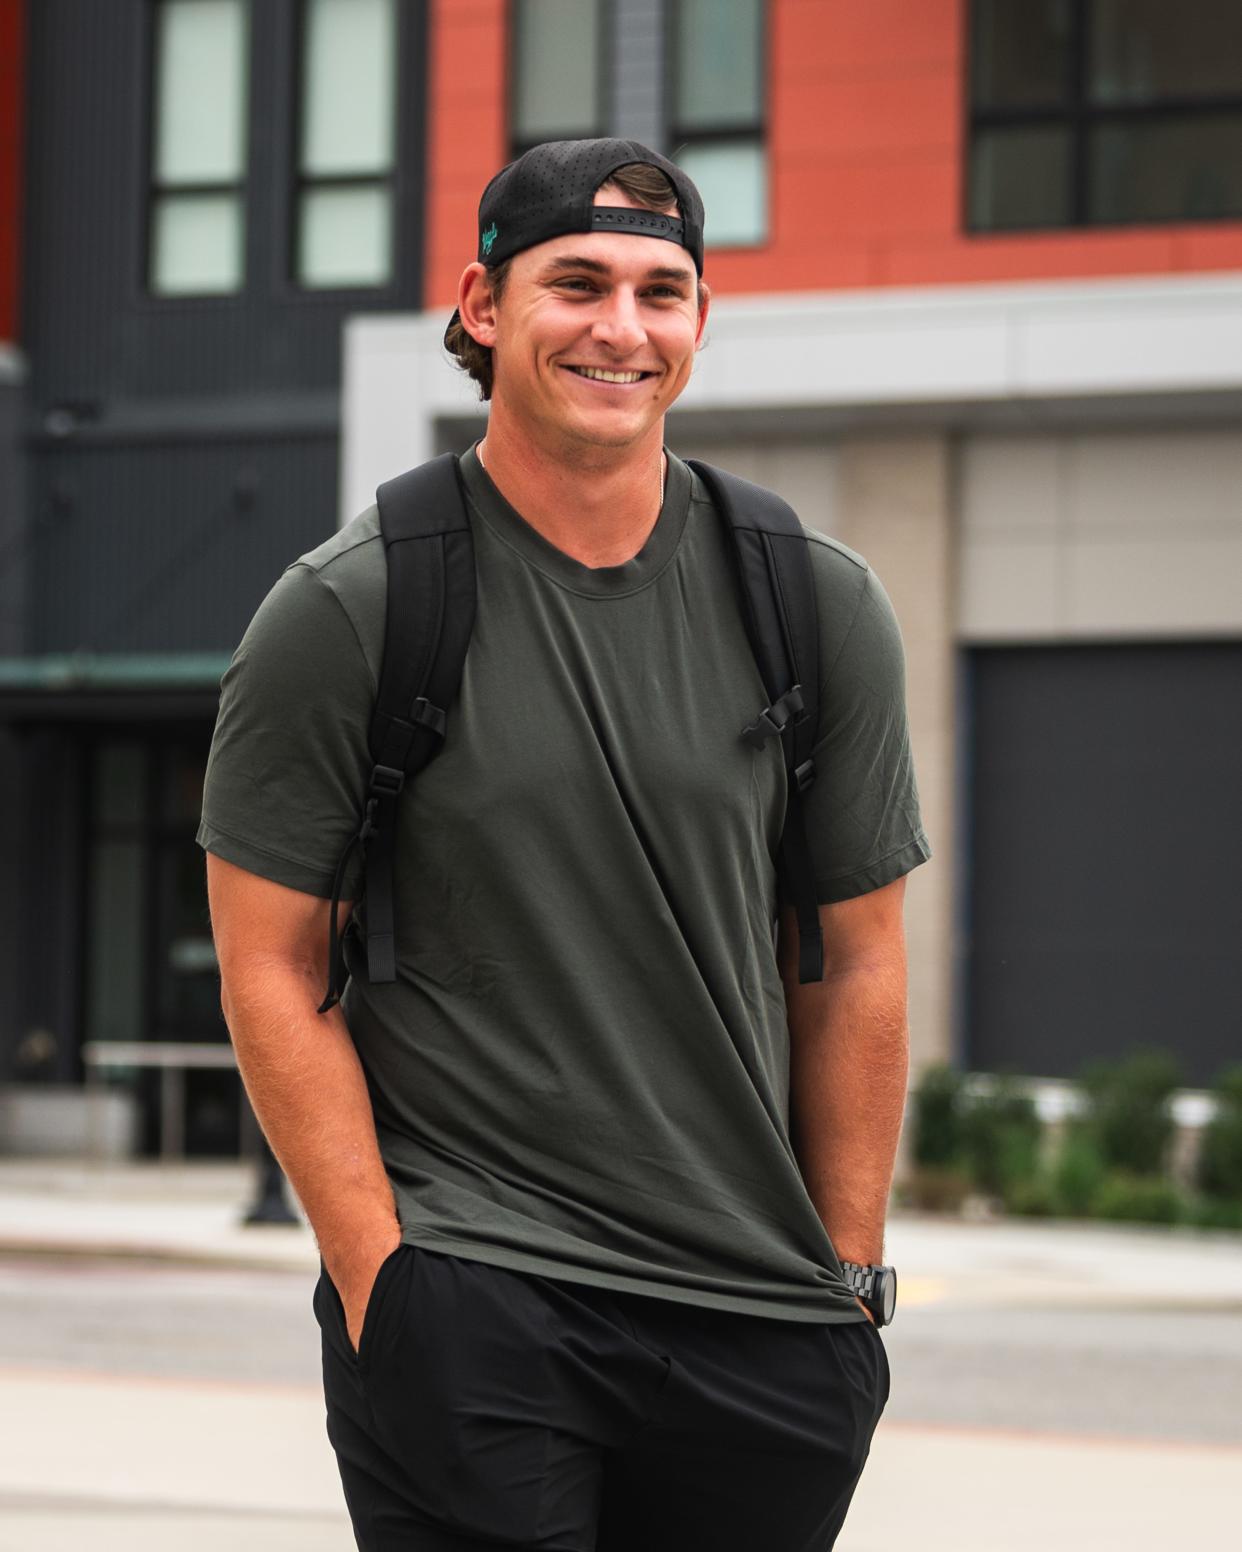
top-left (1092, 0), bottom-right (1242, 104)
top-left (150, 192), bottom-right (244, 294)
top-left (301, 0), bottom-right (396, 176)
top-left (676, 0), bottom-right (763, 130)
top-left (156, 841), bottom-right (220, 1030)
top-left (676, 139), bottom-right (766, 247)
top-left (298, 184), bottom-right (392, 287)
top-left (971, 0), bottom-right (1073, 109)
top-left (1090, 115), bottom-right (1242, 222)
top-left (969, 125), bottom-right (1071, 229)
top-left (93, 743), bottom-right (145, 828)
top-left (160, 743), bottom-right (208, 827)
top-left (154, 0), bottom-right (248, 183)
top-left (513, 0), bottom-right (600, 141)
top-left (86, 840), bottom-right (144, 1045)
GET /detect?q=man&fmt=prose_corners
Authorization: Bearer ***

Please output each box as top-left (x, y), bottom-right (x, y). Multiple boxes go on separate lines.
top-left (201, 138), bottom-right (931, 1551)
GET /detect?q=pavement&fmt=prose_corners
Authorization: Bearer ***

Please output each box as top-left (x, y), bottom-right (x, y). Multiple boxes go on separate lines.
top-left (1, 1155), bottom-right (1240, 1552)
top-left (3, 1153), bottom-right (1242, 1312)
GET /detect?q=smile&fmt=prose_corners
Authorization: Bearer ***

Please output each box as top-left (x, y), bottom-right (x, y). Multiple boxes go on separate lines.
top-left (563, 366), bottom-right (655, 384)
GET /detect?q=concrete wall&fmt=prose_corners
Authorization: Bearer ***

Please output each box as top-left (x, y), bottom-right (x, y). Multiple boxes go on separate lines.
top-left (668, 432), bottom-right (956, 1083)
top-left (959, 425), bottom-right (1242, 640)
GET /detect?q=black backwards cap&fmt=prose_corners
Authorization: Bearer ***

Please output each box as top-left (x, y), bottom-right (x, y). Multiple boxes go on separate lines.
top-left (445, 138), bottom-right (705, 345)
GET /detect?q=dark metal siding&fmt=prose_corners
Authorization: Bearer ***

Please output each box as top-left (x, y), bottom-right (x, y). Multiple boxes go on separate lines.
top-left (0, 372), bottom-right (23, 656)
top-left (27, 433), bottom-right (340, 653)
top-left (22, 0), bottom-right (428, 405)
top-left (17, 0), bottom-right (429, 654)
top-left (965, 642), bottom-right (1242, 1088)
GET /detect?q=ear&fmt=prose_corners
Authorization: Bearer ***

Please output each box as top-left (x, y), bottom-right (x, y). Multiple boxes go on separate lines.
top-left (693, 280), bottom-right (711, 350)
top-left (458, 262), bottom-right (499, 347)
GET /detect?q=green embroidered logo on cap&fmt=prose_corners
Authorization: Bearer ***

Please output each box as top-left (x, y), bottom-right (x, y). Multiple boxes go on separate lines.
top-left (481, 223), bottom-right (498, 256)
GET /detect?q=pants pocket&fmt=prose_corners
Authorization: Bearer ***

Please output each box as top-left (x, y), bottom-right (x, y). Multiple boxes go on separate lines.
top-left (319, 1243), bottom-right (407, 1371)
top-left (361, 1247), bottom-right (557, 1544)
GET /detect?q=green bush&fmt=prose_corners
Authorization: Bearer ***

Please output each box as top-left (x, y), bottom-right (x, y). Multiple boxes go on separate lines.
top-left (1089, 1170), bottom-right (1184, 1225)
top-left (1078, 1047), bottom-right (1181, 1176)
top-left (1185, 1195), bottom-right (1242, 1232)
top-left (911, 1063), bottom-right (966, 1169)
top-left (960, 1075), bottom-right (1042, 1198)
top-left (1004, 1172), bottom-right (1057, 1217)
top-left (899, 1164), bottom-right (974, 1213)
top-left (1051, 1126), bottom-right (1108, 1217)
top-left (1197, 1064), bottom-right (1242, 1202)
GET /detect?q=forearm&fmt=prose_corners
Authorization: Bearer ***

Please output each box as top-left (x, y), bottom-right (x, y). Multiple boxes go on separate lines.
top-left (786, 955), bottom-right (910, 1265)
top-left (221, 959), bottom-right (400, 1276)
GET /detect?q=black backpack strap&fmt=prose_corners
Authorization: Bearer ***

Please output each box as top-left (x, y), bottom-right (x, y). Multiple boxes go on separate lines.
top-left (687, 459), bottom-right (824, 983)
top-left (317, 453), bottom-right (476, 1013)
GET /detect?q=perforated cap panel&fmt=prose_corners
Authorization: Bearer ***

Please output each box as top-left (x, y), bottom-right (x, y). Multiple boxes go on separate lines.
top-left (474, 137), bottom-right (705, 275)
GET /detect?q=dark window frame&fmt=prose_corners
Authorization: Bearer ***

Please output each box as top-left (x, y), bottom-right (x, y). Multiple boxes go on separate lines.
top-left (507, 0), bottom-right (612, 159)
top-left (78, 725), bottom-right (217, 1058)
top-left (287, 0), bottom-right (409, 295)
top-left (140, 0), bottom-right (254, 303)
top-left (664, 0), bottom-right (770, 250)
top-left (965, 0), bottom-right (1242, 233)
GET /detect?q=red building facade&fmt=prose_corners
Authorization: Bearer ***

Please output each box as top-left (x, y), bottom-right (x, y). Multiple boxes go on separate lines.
top-left (424, 0), bottom-right (1242, 307)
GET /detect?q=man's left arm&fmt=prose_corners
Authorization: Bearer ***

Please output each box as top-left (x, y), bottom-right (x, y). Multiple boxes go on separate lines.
top-left (777, 877), bottom-right (911, 1314)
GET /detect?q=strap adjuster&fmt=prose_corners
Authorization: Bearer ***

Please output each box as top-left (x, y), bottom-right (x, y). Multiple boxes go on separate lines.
top-left (741, 684), bottom-right (805, 749)
top-left (410, 697), bottom-right (447, 738)
top-left (368, 764), bottom-right (406, 798)
top-left (793, 757), bottom-right (816, 794)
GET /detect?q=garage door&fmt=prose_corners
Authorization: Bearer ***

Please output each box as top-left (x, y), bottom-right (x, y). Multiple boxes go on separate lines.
top-left (966, 641), bottom-right (1242, 1087)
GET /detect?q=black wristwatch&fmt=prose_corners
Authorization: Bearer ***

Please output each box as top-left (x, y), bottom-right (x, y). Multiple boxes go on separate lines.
top-left (839, 1260), bottom-right (897, 1327)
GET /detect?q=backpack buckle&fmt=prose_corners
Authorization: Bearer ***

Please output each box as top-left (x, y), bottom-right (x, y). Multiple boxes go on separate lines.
top-left (793, 757), bottom-right (816, 794)
top-left (358, 764), bottom-right (405, 845)
top-left (368, 764), bottom-right (406, 797)
top-left (741, 684), bottom-right (805, 749)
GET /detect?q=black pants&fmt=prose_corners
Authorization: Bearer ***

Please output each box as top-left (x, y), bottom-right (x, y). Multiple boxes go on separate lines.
top-left (314, 1242), bottom-right (889, 1552)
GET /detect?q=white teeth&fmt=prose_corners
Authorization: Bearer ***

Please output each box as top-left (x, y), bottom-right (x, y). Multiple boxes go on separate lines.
top-left (571, 367), bottom-right (645, 383)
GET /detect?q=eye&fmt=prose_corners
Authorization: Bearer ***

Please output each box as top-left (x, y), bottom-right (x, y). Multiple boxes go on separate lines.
top-left (557, 277), bottom-right (598, 293)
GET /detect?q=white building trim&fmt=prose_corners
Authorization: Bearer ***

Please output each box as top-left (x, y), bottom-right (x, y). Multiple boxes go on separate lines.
top-left (341, 271), bottom-right (1242, 524)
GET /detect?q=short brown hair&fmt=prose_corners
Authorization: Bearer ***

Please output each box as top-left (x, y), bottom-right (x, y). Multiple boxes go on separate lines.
top-left (445, 162), bottom-right (694, 401)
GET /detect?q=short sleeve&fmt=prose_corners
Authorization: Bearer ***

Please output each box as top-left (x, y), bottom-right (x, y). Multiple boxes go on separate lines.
top-left (196, 562), bottom-right (375, 898)
top-left (800, 559), bottom-right (932, 902)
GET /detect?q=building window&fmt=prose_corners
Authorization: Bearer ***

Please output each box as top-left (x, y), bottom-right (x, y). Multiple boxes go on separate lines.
top-left (294, 0), bottom-right (398, 289)
top-left (668, 0), bottom-right (766, 248)
top-left (147, 0), bottom-right (250, 296)
top-left (968, 0), bottom-right (1242, 232)
top-left (510, 0), bottom-right (606, 154)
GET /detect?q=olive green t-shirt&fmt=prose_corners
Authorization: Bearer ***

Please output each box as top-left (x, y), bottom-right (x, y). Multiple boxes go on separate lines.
top-left (198, 446), bottom-right (931, 1324)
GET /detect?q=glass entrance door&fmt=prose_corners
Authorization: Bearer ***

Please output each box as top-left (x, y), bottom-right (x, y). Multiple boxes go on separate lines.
top-left (84, 725), bottom-right (239, 1156)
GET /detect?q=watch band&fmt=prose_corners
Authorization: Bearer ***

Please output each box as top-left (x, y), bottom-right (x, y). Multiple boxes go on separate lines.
top-left (839, 1259), bottom-right (896, 1326)
top-left (838, 1260), bottom-right (881, 1300)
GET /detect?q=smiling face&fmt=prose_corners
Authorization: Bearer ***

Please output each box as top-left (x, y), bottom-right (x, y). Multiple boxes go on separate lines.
top-left (460, 189), bottom-right (709, 460)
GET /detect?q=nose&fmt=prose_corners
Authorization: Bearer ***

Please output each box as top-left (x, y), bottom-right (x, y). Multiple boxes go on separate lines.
top-left (590, 286), bottom-right (647, 356)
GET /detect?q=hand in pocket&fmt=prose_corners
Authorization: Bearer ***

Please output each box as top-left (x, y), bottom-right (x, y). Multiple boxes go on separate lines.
top-left (332, 1230), bottom-right (404, 1357)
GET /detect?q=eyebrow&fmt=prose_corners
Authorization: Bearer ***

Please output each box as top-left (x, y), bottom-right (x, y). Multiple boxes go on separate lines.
top-left (541, 255), bottom-right (695, 285)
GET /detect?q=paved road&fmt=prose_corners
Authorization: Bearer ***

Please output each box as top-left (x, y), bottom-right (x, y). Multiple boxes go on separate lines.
top-left (1, 1247), bottom-right (1239, 1550)
top-left (2, 1253), bottom-right (1240, 1444)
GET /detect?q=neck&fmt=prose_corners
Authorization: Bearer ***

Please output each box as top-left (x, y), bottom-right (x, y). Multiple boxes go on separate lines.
top-left (476, 407), bottom-right (667, 570)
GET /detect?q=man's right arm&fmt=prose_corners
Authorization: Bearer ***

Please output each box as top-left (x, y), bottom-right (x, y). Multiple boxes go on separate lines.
top-left (206, 852), bottom-right (401, 1351)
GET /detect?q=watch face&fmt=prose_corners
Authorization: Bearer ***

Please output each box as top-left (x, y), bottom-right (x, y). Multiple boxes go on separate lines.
top-left (879, 1268), bottom-right (897, 1323)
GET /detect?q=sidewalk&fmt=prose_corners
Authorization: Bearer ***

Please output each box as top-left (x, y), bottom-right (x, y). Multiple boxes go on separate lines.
top-left (2, 1155), bottom-right (1241, 1552)
top-left (0, 1156), bottom-right (319, 1271)
top-left (2, 1153), bottom-right (1241, 1310)
top-left (3, 1364), bottom-right (1240, 1552)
